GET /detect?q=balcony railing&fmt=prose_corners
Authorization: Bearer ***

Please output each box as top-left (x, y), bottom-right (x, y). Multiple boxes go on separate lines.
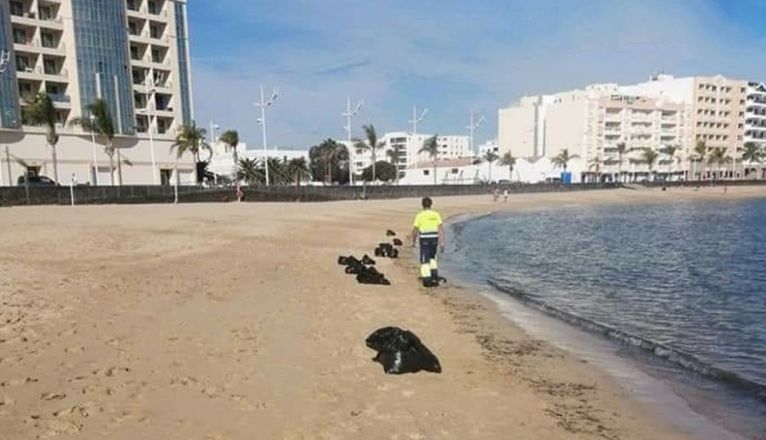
top-left (49, 93), bottom-right (71, 103)
top-left (17, 65), bottom-right (43, 75)
top-left (14, 37), bottom-right (39, 47)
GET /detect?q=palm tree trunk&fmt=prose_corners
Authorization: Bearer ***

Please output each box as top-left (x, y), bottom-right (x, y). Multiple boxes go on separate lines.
top-left (433, 161), bottom-right (437, 185)
top-left (371, 148), bottom-right (376, 183)
top-left (50, 143), bottom-right (59, 184)
top-left (117, 150), bottom-right (124, 186)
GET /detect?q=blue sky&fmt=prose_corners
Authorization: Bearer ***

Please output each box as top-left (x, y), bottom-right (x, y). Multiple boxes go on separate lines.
top-left (188, 0), bottom-right (766, 149)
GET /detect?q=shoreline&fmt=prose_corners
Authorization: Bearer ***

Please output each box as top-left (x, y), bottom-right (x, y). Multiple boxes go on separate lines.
top-left (1, 186), bottom-right (764, 439)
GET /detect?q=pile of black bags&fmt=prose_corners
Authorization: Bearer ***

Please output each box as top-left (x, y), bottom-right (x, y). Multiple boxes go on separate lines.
top-left (338, 255), bottom-right (390, 285)
top-left (365, 326), bottom-right (442, 374)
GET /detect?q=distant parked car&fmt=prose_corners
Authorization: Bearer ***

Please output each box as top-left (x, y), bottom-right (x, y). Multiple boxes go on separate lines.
top-left (17, 175), bottom-right (58, 187)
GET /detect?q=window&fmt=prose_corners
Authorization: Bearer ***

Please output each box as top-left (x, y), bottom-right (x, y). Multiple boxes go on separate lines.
top-left (41, 32), bottom-right (56, 48)
top-left (15, 55), bottom-right (27, 70)
top-left (10, 1), bottom-right (23, 16)
top-left (151, 48), bottom-right (163, 63)
top-left (19, 82), bottom-right (34, 95)
top-left (43, 59), bottom-right (57, 74)
top-left (451, 168), bottom-right (459, 174)
top-left (160, 169), bottom-right (172, 186)
top-left (423, 170), bottom-right (430, 176)
top-left (39, 6), bottom-right (54, 20)
top-left (12, 28), bottom-right (26, 44)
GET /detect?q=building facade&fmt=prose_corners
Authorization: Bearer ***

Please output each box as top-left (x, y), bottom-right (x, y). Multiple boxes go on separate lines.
top-left (745, 81), bottom-right (766, 147)
top-left (499, 74), bottom-right (755, 181)
top-left (0, 0), bottom-right (194, 186)
top-left (350, 131), bottom-right (471, 177)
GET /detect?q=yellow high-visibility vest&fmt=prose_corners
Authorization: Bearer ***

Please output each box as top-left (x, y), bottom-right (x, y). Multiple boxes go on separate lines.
top-left (413, 209), bottom-right (442, 239)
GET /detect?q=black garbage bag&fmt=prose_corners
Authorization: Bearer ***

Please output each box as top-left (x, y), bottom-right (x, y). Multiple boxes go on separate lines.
top-left (392, 238), bottom-right (403, 247)
top-left (376, 243), bottom-right (398, 259)
top-left (356, 266), bottom-right (390, 285)
top-left (386, 229), bottom-right (397, 237)
top-left (361, 254), bottom-right (376, 265)
top-left (365, 327), bottom-right (442, 374)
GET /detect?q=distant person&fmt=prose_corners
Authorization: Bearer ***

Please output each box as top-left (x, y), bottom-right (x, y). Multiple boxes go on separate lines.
top-left (493, 188), bottom-right (500, 202)
top-left (412, 197), bottom-right (445, 288)
top-left (503, 188), bottom-right (509, 203)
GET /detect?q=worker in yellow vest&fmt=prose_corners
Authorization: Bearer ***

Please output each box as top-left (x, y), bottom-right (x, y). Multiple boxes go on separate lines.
top-left (411, 197), bottom-right (445, 287)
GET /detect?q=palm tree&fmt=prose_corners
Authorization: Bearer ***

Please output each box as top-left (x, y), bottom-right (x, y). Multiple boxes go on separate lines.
top-left (552, 148), bottom-right (578, 172)
top-left (237, 158), bottom-right (265, 185)
top-left (419, 135), bottom-right (439, 185)
top-left (741, 142), bottom-right (764, 179)
top-left (500, 151), bottom-right (516, 181)
top-left (172, 122), bottom-right (210, 184)
top-left (220, 129), bottom-right (239, 169)
top-left (707, 147), bottom-right (728, 180)
top-left (266, 157), bottom-right (291, 185)
top-left (25, 92), bottom-right (60, 183)
top-left (641, 148), bottom-right (659, 181)
top-left (354, 124), bottom-right (384, 182)
top-left (322, 143), bottom-right (341, 184)
top-left (693, 140), bottom-right (707, 181)
top-left (483, 150), bottom-right (499, 182)
top-left (287, 157), bottom-right (311, 186)
top-left (588, 156), bottom-right (602, 183)
top-left (71, 99), bottom-right (117, 185)
top-left (615, 142), bottom-right (628, 182)
top-left (660, 144), bottom-right (680, 182)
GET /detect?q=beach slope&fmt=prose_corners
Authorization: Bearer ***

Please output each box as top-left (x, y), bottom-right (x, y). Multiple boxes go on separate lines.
top-left (1, 186), bottom-right (762, 439)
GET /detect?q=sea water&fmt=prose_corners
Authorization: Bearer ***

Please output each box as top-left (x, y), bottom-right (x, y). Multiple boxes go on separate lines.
top-left (444, 197), bottom-right (766, 439)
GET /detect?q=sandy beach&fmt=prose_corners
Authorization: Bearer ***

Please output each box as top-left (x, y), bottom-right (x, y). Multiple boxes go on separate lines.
top-left (1, 186), bottom-right (764, 440)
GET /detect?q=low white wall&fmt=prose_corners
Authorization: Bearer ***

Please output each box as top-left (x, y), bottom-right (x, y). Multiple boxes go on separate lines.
top-left (0, 128), bottom-right (196, 186)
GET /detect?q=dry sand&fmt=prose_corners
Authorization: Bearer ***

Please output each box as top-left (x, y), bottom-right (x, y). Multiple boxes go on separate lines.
top-left (0, 185), bottom-right (764, 440)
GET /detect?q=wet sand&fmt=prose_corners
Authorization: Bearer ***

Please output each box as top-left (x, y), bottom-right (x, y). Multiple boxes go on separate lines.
top-left (1, 185), bottom-right (763, 439)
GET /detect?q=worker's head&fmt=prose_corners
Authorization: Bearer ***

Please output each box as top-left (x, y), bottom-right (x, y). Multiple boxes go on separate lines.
top-left (422, 197), bottom-right (433, 209)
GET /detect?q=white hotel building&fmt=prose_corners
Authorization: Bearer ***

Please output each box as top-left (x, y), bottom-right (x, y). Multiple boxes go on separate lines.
top-left (499, 74), bottom-right (755, 181)
top-left (0, 0), bottom-right (195, 186)
top-left (745, 81), bottom-right (766, 147)
top-left (349, 132), bottom-right (471, 176)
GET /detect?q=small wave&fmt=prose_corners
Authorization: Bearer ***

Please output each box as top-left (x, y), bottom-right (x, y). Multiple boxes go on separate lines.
top-left (487, 279), bottom-right (766, 403)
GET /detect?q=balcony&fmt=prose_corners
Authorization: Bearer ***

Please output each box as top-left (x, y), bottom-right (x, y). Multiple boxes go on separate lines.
top-left (49, 93), bottom-right (71, 108)
top-left (16, 64), bottom-right (43, 78)
top-left (42, 66), bottom-right (67, 78)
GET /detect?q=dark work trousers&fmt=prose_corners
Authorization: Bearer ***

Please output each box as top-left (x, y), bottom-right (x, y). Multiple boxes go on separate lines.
top-left (419, 237), bottom-right (439, 281)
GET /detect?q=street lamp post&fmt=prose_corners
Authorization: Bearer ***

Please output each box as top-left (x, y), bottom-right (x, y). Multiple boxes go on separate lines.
top-left (409, 106), bottom-right (427, 167)
top-left (409, 106), bottom-right (428, 136)
top-left (144, 75), bottom-right (160, 185)
top-left (342, 97), bottom-right (363, 186)
top-left (254, 85), bottom-right (279, 186)
top-left (467, 111), bottom-right (485, 156)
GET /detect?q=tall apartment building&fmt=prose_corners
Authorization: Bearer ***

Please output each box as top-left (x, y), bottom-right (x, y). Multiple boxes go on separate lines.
top-left (499, 74), bottom-right (755, 180)
top-left (0, 0), bottom-right (194, 186)
top-left (350, 132), bottom-right (471, 176)
top-left (499, 84), bottom-right (688, 162)
top-left (745, 81), bottom-right (766, 147)
top-left (621, 75), bottom-right (747, 157)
